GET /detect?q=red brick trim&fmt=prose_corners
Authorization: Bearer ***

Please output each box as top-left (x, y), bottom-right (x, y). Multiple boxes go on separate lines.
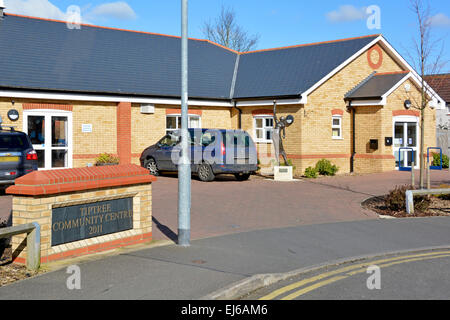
top-left (367, 44), bottom-right (383, 70)
top-left (166, 109), bottom-right (202, 115)
top-left (6, 164), bottom-right (156, 196)
top-left (331, 109), bottom-right (344, 116)
top-left (13, 232), bottom-right (152, 264)
top-left (117, 102), bottom-right (132, 165)
top-left (354, 154), bottom-right (395, 159)
top-left (23, 103), bottom-right (73, 111)
top-left (392, 110), bottom-right (420, 117)
top-left (252, 109), bottom-right (274, 116)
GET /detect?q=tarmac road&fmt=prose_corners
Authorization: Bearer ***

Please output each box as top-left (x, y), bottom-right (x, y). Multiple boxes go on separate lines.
top-left (242, 249), bottom-right (450, 300)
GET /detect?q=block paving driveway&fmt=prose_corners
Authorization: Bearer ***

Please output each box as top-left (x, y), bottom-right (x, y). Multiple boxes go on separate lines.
top-left (1, 170), bottom-right (449, 242)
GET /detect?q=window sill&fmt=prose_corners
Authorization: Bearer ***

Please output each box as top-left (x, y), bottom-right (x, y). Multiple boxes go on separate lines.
top-left (255, 140), bottom-right (273, 144)
top-left (332, 137), bottom-right (344, 140)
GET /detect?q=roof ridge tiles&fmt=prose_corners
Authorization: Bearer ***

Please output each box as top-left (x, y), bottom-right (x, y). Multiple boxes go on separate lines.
top-left (240, 34), bottom-right (381, 55)
top-left (6, 13), bottom-right (380, 56)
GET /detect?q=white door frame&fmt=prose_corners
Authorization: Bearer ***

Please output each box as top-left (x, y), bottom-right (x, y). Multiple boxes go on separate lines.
top-left (393, 115), bottom-right (419, 170)
top-left (23, 109), bottom-right (73, 170)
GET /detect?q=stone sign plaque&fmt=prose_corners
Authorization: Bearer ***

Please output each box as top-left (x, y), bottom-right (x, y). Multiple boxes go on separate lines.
top-left (52, 197), bottom-right (133, 246)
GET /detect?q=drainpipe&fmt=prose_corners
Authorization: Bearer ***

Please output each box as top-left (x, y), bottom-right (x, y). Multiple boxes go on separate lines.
top-left (233, 101), bottom-right (242, 129)
top-left (349, 101), bottom-right (356, 173)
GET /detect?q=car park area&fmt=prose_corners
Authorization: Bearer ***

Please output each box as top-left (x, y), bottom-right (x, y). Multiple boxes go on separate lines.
top-left (1, 169), bottom-right (449, 242)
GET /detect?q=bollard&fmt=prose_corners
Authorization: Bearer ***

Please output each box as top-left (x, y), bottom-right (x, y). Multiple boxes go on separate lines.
top-left (26, 222), bottom-right (41, 271)
top-left (405, 190), bottom-right (414, 214)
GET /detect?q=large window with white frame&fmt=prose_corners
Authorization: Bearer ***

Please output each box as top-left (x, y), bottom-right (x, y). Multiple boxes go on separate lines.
top-left (166, 114), bottom-right (201, 134)
top-left (23, 109), bottom-right (73, 170)
top-left (332, 115), bottom-right (342, 139)
top-left (254, 116), bottom-right (274, 143)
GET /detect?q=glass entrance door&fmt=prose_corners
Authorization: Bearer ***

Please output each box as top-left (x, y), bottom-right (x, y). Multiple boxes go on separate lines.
top-left (394, 121), bottom-right (418, 169)
top-left (24, 111), bottom-right (72, 170)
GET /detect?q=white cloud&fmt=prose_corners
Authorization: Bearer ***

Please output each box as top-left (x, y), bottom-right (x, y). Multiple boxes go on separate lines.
top-left (3, 0), bottom-right (137, 23)
top-left (4, 0), bottom-right (67, 20)
top-left (428, 13), bottom-right (450, 27)
top-left (326, 5), bottom-right (367, 23)
top-left (88, 2), bottom-right (137, 21)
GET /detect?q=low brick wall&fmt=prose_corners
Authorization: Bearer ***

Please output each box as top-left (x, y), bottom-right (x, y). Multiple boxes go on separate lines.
top-left (6, 164), bottom-right (156, 265)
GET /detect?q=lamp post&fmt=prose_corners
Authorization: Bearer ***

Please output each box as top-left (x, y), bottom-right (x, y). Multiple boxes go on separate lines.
top-left (178, 0), bottom-right (191, 246)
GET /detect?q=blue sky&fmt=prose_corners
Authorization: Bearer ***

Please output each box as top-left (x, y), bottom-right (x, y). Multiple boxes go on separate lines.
top-left (4, 0), bottom-right (450, 72)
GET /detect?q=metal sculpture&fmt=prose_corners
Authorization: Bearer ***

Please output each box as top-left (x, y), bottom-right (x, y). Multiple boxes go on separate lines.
top-left (272, 100), bottom-right (294, 166)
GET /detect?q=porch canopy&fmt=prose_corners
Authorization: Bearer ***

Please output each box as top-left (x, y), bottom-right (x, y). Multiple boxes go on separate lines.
top-left (345, 71), bottom-right (410, 104)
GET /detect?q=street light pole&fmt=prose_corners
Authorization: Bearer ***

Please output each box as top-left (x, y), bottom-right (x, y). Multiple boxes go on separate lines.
top-left (178, 0), bottom-right (191, 246)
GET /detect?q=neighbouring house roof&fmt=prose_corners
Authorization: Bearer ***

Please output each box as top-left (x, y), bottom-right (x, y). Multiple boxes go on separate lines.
top-left (0, 14), bottom-right (380, 101)
top-left (424, 74), bottom-right (450, 104)
top-left (345, 71), bottom-right (409, 99)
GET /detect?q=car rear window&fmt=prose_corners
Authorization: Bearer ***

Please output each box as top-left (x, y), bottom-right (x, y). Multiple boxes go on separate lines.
top-left (223, 131), bottom-right (250, 148)
top-left (0, 133), bottom-right (32, 151)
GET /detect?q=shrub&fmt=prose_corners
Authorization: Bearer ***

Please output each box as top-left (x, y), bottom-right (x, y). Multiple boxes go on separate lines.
top-left (315, 159), bottom-right (339, 176)
top-left (385, 185), bottom-right (430, 212)
top-left (432, 153), bottom-right (449, 168)
top-left (95, 153), bottom-right (119, 165)
top-left (304, 166), bottom-right (318, 179)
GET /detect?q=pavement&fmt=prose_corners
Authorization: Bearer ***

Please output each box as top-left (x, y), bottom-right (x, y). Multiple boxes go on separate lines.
top-left (1, 217), bottom-right (450, 300)
top-left (0, 169), bottom-right (448, 300)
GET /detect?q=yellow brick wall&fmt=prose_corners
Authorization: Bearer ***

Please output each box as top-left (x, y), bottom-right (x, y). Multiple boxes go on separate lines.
top-left (72, 102), bottom-right (117, 167)
top-left (0, 98), bottom-right (24, 129)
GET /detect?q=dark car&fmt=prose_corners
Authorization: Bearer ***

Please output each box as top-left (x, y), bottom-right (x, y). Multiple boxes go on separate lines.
top-left (140, 129), bottom-right (258, 181)
top-left (0, 125), bottom-right (38, 187)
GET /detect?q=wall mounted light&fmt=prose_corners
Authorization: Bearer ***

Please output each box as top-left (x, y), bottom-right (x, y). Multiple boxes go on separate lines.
top-left (404, 100), bottom-right (412, 109)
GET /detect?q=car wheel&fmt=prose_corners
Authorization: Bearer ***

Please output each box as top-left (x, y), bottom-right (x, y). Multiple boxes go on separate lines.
top-left (144, 158), bottom-right (159, 176)
top-left (234, 173), bottom-right (250, 181)
top-left (197, 163), bottom-right (215, 182)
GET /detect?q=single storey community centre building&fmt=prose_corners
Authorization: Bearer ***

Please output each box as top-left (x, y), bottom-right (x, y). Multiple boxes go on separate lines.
top-left (0, 12), bottom-right (446, 175)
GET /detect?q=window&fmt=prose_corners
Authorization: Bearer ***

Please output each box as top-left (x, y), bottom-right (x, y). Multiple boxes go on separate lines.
top-left (166, 115), bottom-right (201, 134)
top-left (159, 134), bottom-right (180, 147)
top-left (254, 116), bottom-right (274, 143)
top-left (332, 116), bottom-right (342, 139)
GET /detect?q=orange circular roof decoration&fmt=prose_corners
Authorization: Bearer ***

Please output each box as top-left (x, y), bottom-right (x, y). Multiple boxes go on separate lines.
top-left (367, 45), bottom-right (383, 70)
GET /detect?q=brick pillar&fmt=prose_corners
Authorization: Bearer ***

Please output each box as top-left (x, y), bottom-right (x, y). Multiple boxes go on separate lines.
top-left (117, 102), bottom-right (132, 164)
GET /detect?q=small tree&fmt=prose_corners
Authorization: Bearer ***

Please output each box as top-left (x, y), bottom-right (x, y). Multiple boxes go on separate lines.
top-left (203, 6), bottom-right (259, 52)
top-left (404, 0), bottom-right (447, 188)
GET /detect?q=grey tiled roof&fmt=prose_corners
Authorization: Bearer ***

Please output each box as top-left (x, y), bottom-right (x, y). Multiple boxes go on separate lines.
top-left (0, 14), bottom-right (380, 100)
top-left (0, 14), bottom-right (237, 100)
top-left (233, 36), bottom-right (379, 99)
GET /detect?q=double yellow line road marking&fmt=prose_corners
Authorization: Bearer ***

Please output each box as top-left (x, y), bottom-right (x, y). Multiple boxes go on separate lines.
top-left (259, 250), bottom-right (450, 300)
